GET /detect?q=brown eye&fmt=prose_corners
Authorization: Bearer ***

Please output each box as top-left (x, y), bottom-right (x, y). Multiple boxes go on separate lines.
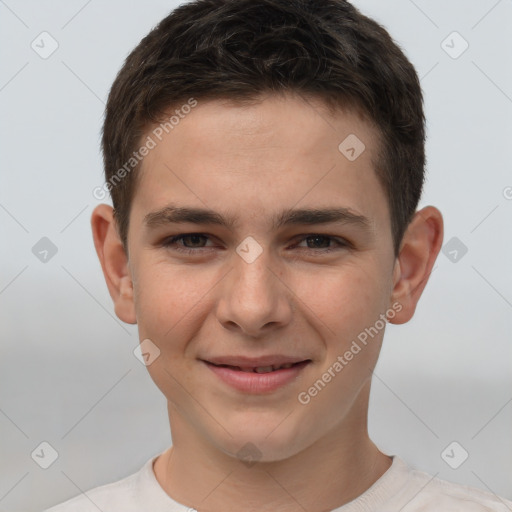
top-left (294, 234), bottom-right (349, 253)
top-left (162, 233), bottom-right (215, 254)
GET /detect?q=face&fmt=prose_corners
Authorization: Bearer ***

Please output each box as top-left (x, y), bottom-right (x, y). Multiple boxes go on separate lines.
top-left (125, 94), bottom-right (399, 462)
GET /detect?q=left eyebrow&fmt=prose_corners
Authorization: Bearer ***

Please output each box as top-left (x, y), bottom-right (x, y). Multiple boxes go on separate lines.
top-left (143, 203), bottom-right (373, 233)
top-left (273, 207), bottom-right (372, 231)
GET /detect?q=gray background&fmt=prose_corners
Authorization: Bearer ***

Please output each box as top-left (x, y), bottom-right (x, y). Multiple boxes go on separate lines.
top-left (1, 0), bottom-right (511, 510)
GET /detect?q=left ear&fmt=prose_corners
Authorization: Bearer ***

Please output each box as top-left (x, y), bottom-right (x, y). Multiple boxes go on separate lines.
top-left (388, 206), bottom-right (444, 324)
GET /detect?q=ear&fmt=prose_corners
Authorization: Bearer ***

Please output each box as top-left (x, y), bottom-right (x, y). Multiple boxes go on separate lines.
top-left (91, 204), bottom-right (137, 324)
top-left (388, 206), bottom-right (443, 325)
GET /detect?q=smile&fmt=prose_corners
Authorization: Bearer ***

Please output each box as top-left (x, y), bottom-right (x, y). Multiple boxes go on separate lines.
top-left (202, 359), bottom-right (311, 393)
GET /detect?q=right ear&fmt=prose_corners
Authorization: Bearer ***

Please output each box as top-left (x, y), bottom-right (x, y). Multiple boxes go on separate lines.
top-left (91, 204), bottom-right (137, 324)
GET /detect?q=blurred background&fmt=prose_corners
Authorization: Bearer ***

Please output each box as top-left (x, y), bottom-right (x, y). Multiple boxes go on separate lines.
top-left (1, 0), bottom-right (511, 510)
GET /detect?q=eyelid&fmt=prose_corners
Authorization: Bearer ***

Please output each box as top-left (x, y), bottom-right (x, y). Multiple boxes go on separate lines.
top-left (161, 233), bottom-right (216, 249)
top-left (293, 233), bottom-right (350, 246)
top-left (161, 232), bottom-right (352, 254)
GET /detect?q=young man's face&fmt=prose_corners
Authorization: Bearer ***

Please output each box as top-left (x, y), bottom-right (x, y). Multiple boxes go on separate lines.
top-left (102, 94), bottom-right (418, 461)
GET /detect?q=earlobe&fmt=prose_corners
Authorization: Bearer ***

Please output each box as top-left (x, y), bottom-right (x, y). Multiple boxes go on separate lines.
top-left (388, 206), bottom-right (444, 325)
top-left (91, 204), bottom-right (137, 325)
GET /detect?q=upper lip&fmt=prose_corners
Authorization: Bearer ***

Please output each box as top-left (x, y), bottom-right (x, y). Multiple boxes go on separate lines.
top-left (202, 355), bottom-right (311, 369)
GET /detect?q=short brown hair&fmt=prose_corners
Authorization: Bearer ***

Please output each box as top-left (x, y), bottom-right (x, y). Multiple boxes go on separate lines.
top-left (102, 0), bottom-right (426, 257)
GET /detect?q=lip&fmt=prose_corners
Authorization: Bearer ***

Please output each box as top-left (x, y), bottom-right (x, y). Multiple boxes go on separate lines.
top-left (202, 359), bottom-right (311, 394)
top-left (203, 355), bottom-right (309, 369)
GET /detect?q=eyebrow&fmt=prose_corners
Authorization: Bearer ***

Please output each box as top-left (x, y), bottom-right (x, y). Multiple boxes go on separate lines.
top-left (144, 204), bottom-right (373, 232)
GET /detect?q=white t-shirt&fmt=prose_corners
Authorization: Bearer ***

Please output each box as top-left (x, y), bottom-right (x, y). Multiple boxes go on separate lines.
top-left (44, 454), bottom-right (512, 511)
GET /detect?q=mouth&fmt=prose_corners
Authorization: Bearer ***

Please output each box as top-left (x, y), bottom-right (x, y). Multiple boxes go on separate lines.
top-left (201, 357), bottom-right (312, 394)
top-left (205, 361), bottom-right (309, 373)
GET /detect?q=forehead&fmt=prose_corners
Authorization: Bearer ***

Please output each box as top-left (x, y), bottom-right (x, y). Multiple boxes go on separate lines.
top-left (132, 94), bottom-right (389, 235)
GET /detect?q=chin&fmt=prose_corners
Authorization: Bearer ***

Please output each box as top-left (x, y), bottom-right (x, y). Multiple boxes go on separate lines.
top-left (213, 415), bottom-right (312, 464)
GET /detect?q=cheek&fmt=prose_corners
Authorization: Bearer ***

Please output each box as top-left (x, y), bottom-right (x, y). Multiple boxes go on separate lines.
top-left (131, 264), bottom-right (208, 405)
top-left (293, 263), bottom-right (387, 343)
top-left (133, 262), bottom-right (208, 340)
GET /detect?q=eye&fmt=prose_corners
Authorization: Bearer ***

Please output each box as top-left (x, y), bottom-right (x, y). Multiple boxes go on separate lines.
top-left (162, 233), bottom-right (216, 254)
top-left (294, 234), bottom-right (350, 253)
top-left (161, 233), bottom-right (351, 257)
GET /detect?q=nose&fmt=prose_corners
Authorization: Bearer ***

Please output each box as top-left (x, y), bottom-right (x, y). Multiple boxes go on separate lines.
top-left (215, 246), bottom-right (293, 338)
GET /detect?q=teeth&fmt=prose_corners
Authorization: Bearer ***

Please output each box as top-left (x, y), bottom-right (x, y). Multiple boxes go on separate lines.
top-left (253, 363), bottom-right (297, 373)
top-left (254, 366), bottom-right (274, 373)
top-left (211, 362), bottom-right (301, 372)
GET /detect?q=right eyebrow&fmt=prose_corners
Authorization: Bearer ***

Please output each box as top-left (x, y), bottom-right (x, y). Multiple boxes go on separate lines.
top-left (144, 205), bottom-right (238, 230)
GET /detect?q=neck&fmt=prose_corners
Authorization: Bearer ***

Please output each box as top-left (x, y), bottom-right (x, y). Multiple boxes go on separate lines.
top-left (153, 386), bottom-right (391, 512)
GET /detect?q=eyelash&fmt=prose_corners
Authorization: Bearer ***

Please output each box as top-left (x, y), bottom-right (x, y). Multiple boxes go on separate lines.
top-left (161, 233), bottom-right (351, 256)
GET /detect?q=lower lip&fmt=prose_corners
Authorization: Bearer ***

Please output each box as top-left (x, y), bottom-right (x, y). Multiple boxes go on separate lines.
top-left (203, 361), bottom-right (310, 394)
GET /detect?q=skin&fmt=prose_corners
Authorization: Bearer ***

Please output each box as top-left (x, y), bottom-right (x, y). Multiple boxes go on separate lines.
top-left (91, 93), bottom-right (443, 512)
